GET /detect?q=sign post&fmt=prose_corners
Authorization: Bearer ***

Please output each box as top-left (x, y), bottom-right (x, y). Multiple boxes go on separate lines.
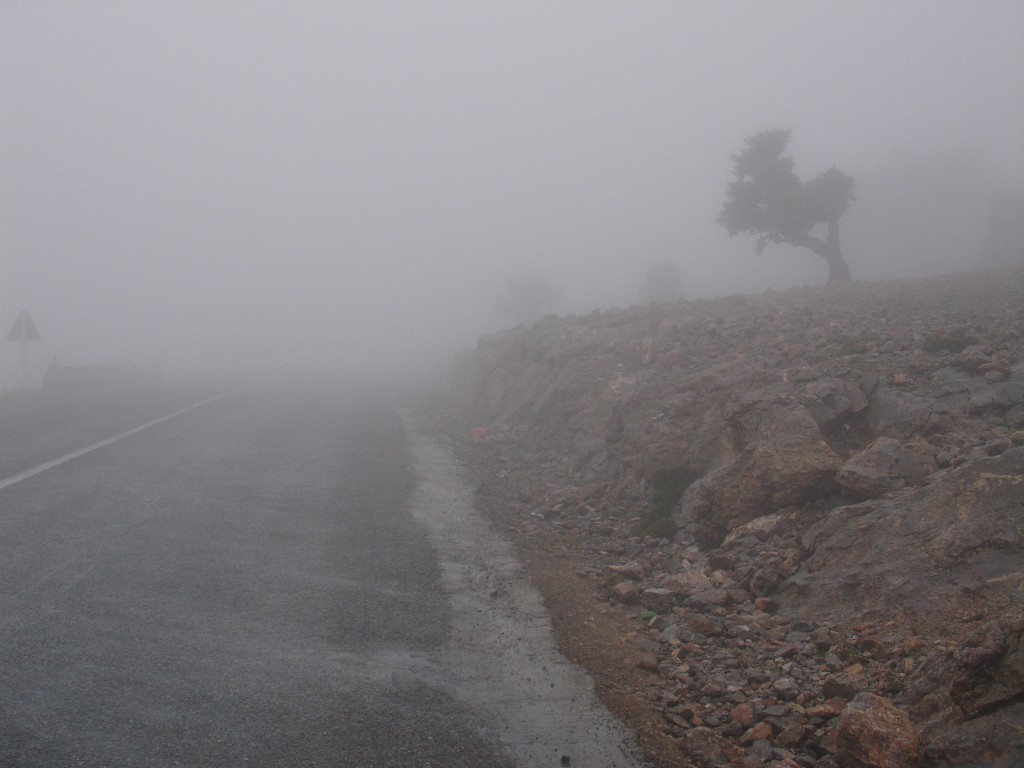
top-left (7, 310), bottom-right (42, 388)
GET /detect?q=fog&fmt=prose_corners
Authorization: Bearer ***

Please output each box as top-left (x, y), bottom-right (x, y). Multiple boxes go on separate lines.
top-left (2, 1), bottom-right (1022, 385)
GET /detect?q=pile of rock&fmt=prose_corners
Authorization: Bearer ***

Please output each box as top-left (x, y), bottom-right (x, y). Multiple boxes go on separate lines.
top-left (452, 267), bottom-right (1024, 767)
top-left (583, 521), bottom-right (1023, 767)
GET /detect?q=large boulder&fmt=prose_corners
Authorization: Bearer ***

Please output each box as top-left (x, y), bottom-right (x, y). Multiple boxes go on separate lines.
top-left (835, 693), bottom-right (920, 768)
top-left (803, 376), bottom-right (870, 426)
top-left (782, 447), bottom-right (1024, 624)
top-left (903, 613), bottom-right (1024, 764)
top-left (923, 703), bottom-right (1024, 768)
top-left (836, 437), bottom-right (926, 498)
top-left (866, 384), bottom-right (956, 439)
top-left (676, 400), bottom-right (841, 547)
top-left (949, 611), bottom-right (1024, 719)
top-left (933, 365), bottom-right (1024, 415)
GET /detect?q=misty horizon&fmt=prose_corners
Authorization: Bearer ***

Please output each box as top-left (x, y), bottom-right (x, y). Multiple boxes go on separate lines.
top-left (3, 1), bottom-right (1022, 384)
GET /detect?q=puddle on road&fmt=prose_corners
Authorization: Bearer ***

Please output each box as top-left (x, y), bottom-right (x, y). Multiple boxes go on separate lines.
top-left (402, 415), bottom-right (651, 768)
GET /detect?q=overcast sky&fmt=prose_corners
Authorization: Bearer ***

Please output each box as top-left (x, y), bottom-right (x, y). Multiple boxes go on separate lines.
top-left (2, 1), bottom-right (1022, 381)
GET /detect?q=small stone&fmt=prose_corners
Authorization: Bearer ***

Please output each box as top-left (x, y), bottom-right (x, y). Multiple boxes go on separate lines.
top-left (682, 726), bottom-right (755, 768)
top-left (641, 587), bottom-right (675, 612)
top-left (748, 739), bottom-right (773, 763)
top-left (690, 614), bottom-right (723, 636)
top-left (806, 697), bottom-right (848, 719)
top-left (658, 624), bottom-right (680, 643)
top-left (685, 588), bottom-right (731, 608)
top-left (671, 569), bottom-right (713, 596)
top-left (611, 580), bottom-right (640, 603)
top-left (755, 596), bottom-right (780, 613)
top-left (648, 614), bottom-right (672, 631)
top-left (749, 567), bottom-right (783, 596)
top-left (773, 677), bottom-right (800, 701)
top-left (724, 513), bottom-right (785, 544)
top-left (637, 652), bottom-right (660, 672)
top-left (780, 723), bottom-right (813, 748)
top-left (730, 702), bottom-right (755, 728)
top-left (822, 673), bottom-right (862, 701)
top-left (810, 626), bottom-right (833, 651)
top-left (742, 721), bottom-right (773, 742)
top-left (819, 723), bottom-right (840, 754)
top-left (608, 561), bottom-right (646, 580)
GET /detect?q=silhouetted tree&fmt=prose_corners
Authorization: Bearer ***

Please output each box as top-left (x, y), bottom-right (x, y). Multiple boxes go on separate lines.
top-left (718, 129), bottom-right (855, 284)
top-left (495, 274), bottom-right (562, 326)
top-left (639, 262), bottom-right (683, 304)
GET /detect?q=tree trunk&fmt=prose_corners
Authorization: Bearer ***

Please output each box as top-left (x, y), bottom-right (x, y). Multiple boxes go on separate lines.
top-left (823, 217), bottom-right (851, 284)
top-left (789, 221), bottom-right (852, 284)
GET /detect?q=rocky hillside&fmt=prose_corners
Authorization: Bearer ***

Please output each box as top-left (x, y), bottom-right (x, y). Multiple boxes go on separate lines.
top-left (449, 267), bottom-right (1024, 768)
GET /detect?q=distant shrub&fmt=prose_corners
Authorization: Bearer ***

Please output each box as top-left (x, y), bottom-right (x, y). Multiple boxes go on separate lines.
top-left (922, 330), bottom-right (977, 354)
top-left (632, 465), bottom-right (700, 540)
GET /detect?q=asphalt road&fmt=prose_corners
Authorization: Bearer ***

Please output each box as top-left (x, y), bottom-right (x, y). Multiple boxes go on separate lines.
top-left (0, 383), bottom-right (519, 767)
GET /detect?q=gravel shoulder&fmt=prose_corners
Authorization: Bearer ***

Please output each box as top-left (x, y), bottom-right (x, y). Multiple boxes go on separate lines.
top-left (404, 413), bottom-right (653, 768)
top-left (446, 429), bottom-right (691, 768)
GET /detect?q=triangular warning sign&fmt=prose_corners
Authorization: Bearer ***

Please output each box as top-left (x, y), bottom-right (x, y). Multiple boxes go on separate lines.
top-left (7, 310), bottom-right (41, 342)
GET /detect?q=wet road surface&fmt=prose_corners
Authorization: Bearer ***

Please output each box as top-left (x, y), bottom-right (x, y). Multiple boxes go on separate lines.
top-left (0, 384), bottom-right (646, 767)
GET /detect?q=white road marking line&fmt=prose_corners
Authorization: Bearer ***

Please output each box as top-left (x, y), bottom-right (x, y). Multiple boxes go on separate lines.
top-left (0, 387), bottom-right (254, 492)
